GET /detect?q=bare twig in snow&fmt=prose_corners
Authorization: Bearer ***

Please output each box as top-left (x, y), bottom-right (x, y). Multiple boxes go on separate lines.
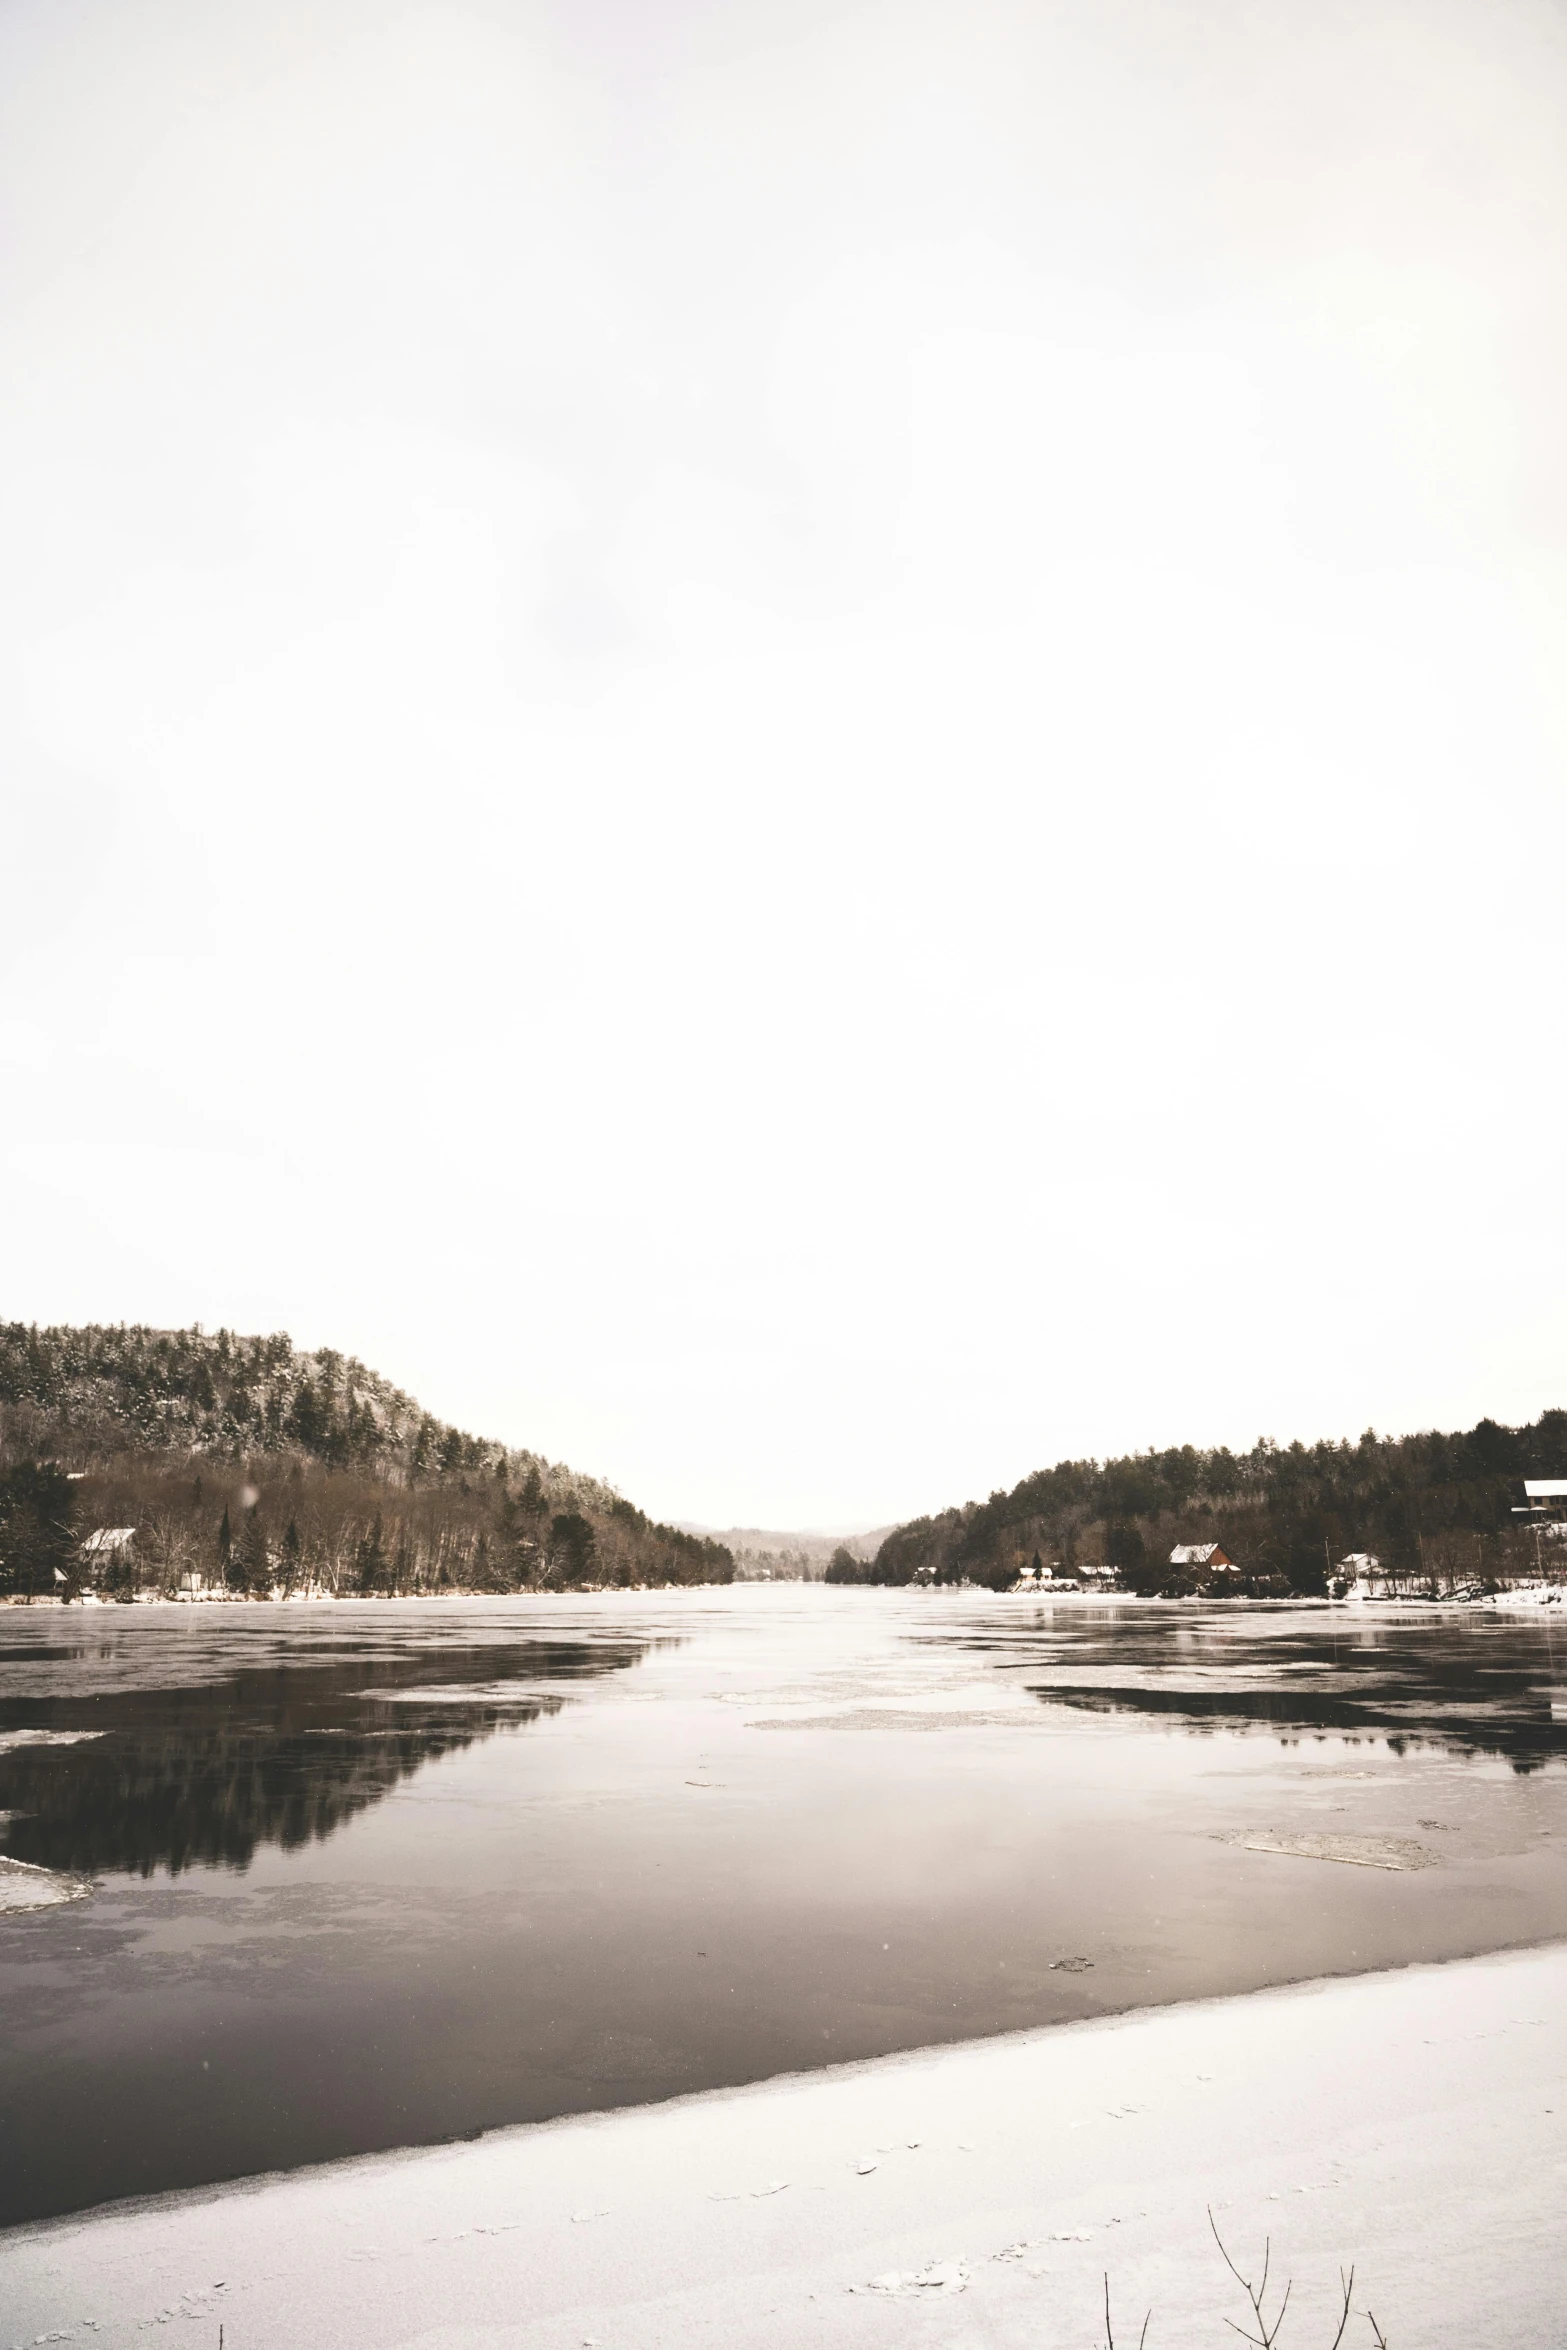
top-left (1210, 2207), bottom-right (1292, 2347)
top-left (1101, 2216), bottom-right (1386, 2346)
top-left (1102, 2269), bottom-right (1150, 2350)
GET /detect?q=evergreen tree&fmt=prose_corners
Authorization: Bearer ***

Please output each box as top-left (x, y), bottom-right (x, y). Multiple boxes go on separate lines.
top-left (546, 1510), bottom-right (597, 1586)
top-left (237, 1505), bottom-right (270, 1594)
top-left (354, 1513), bottom-right (388, 1593)
top-left (102, 1528), bottom-right (138, 1602)
top-left (1105, 1521), bottom-right (1146, 1574)
top-left (286, 1376), bottom-right (326, 1454)
top-left (0, 1462), bottom-right (78, 1599)
top-left (495, 1481), bottom-right (546, 1587)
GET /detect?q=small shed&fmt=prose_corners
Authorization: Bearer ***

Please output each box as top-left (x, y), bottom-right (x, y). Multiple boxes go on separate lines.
top-left (1169, 1541), bottom-right (1235, 1570)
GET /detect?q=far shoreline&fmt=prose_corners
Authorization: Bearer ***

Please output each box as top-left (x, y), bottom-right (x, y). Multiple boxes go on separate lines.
top-left (5, 1581), bottom-right (1563, 1608)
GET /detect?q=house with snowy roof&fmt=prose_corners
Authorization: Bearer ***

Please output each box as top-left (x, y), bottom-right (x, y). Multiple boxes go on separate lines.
top-left (1168, 1541), bottom-right (1235, 1571)
top-left (82, 1527), bottom-right (136, 1565)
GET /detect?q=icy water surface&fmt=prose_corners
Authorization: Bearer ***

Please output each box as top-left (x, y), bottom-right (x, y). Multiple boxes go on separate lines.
top-left (2, 1587), bottom-right (1565, 2223)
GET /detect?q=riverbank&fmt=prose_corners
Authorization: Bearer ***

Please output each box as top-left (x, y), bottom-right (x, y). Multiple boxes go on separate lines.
top-left (4, 1940), bottom-right (1563, 2349)
top-left (8, 1574), bottom-right (1566, 1607)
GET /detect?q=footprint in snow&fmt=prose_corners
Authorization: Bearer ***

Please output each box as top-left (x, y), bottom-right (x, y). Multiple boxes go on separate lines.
top-left (857, 2258), bottom-right (969, 2297)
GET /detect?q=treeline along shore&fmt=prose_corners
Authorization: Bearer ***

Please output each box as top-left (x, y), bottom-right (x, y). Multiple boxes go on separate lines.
top-left (834, 1409), bottom-right (1567, 1596)
top-left (3, 1322), bottom-right (1562, 1605)
top-left (0, 1323), bottom-right (734, 1599)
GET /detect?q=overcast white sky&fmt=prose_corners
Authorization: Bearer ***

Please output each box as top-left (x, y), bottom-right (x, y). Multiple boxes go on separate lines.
top-left (2, 0), bottom-right (1565, 1530)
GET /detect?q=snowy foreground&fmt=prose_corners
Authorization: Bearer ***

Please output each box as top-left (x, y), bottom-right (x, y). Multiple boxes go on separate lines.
top-left (5, 1945), bottom-right (1565, 2350)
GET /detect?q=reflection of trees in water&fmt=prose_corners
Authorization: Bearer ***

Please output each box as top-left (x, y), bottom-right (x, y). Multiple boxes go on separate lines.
top-left (1028, 1678), bottom-right (1567, 1769)
top-left (935, 1612), bottom-right (1567, 1771)
top-left (0, 1636), bottom-right (648, 1876)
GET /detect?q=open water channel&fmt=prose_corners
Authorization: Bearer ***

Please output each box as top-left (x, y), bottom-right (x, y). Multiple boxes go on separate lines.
top-left (2, 1585), bottom-right (1565, 2224)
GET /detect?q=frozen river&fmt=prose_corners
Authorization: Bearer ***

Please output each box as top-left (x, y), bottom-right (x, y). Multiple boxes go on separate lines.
top-left (2, 1585), bottom-right (1565, 2224)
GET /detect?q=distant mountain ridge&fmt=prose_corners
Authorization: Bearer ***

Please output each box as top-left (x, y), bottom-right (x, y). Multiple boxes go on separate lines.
top-left (0, 1322), bottom-right (733, 1596)
top-left (678, 1523), bottom-right (897, 1580)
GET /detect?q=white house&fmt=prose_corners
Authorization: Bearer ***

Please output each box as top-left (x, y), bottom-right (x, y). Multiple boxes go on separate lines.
top-left (82, 1527), bottom-right (136, 1566)
top-left (1337, 1552), bottom-right (1382, 1598)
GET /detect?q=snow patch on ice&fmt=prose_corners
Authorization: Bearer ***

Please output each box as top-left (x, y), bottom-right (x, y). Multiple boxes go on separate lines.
top-left (0, 1856), bottom-right (91, 1913)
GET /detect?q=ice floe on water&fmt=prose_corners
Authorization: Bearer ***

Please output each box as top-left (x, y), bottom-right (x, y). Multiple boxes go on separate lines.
top-left (355, 1685), bottom-right (564, 1707)
top-left (1227, 1830), bottom-right (1435, 1871)
top-left (0, 1854), bottom-right (91, 1912)
top-left (0, 1729), bottom-right (105, 1751)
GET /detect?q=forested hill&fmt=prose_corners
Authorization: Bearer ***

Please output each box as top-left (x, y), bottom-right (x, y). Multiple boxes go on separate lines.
top-left (2, 1322), bottom-right (524, 1481)
top-left (0, 1322), bottom-right (733, 1596)
top-left (857, 1410), bottom-right (1567, 1595)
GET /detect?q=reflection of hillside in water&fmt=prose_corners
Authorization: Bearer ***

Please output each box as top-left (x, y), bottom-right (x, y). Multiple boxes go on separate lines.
top-left (0, 1636), bottom-right (650, 1876)
top-left (942, 1611), bottom-right (1567, 1771)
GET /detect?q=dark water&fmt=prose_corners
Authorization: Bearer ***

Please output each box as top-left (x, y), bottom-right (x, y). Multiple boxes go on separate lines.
top-left (2, 1589), bottom-right (1565, 2225)
top-left (0, 1626), bottom-right (653, 1876)
top-left (955, 1608), bottom-right (1567, 1766)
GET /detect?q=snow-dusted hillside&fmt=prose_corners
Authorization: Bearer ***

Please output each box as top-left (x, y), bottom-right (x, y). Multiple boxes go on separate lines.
top-left (0, 1323), bottom-right (732, 1595)
top-left (0, 1321), bottom-right (539, 1482)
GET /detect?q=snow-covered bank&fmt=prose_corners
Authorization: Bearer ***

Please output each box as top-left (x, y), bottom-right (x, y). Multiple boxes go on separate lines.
top-left (4, 1942), bottom-right (1564, 2350)
top-left (1, 1584), bottom-right (740, 1606)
